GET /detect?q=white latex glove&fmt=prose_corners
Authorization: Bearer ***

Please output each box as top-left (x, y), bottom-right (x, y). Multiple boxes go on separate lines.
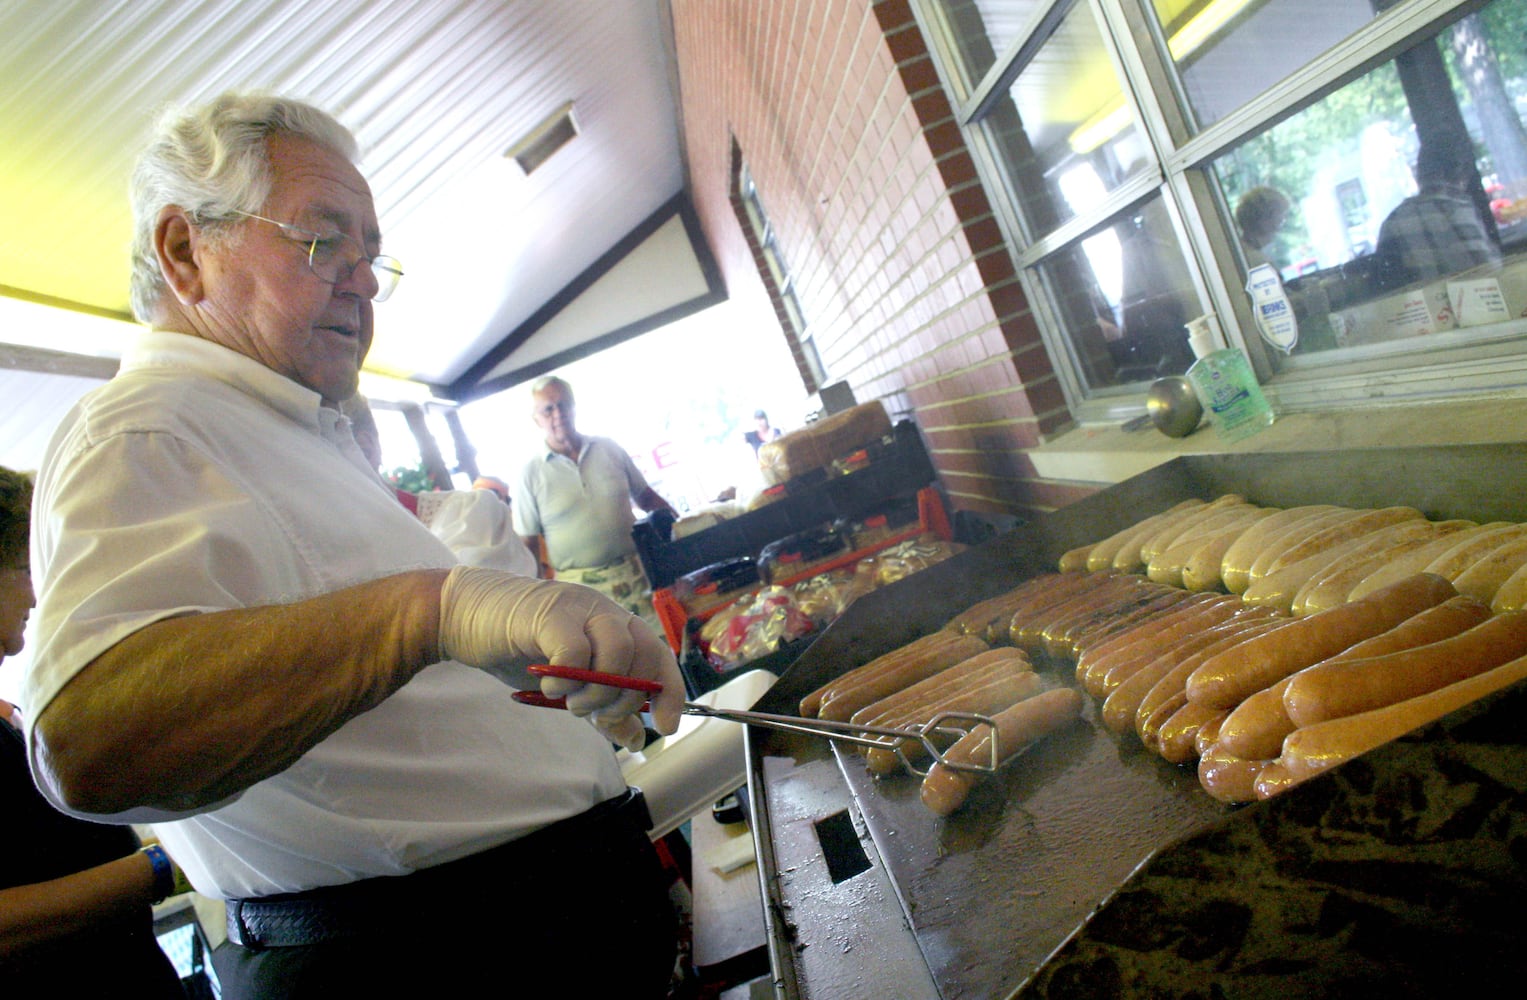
top-left (437, 566), bottom-right (684, 749)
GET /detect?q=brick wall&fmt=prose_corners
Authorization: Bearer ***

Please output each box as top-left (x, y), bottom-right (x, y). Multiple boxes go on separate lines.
top-left (671, 0), bottom-right (1100, 519)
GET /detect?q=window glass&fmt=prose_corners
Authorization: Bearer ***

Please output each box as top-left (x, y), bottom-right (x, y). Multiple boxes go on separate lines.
top-left (983, 0), bottom-right (1149, 235)
top-left (929, 0), bottom-right (1050, 85)
top-left (1211, 4), bottom-right (1527, 364)
top-left (1034, 194), bottom-right (1200, 391)
top-left (1152, 0), bottom-right (1380, 129)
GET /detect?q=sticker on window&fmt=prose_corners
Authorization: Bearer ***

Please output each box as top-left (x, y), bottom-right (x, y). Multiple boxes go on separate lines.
top-left (1246, 264), bottom-right (1299, 354)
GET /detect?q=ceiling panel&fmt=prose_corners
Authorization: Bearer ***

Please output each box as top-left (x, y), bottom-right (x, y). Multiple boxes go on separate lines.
top-left (0, 0), bottom-right (694, 391)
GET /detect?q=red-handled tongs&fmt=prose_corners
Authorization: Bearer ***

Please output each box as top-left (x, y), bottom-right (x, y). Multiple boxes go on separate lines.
top-left (513, 664), bottom-right (1001, 776)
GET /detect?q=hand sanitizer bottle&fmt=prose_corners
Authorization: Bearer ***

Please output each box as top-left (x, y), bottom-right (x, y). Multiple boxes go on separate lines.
top-left (1184, 315), bottom-right (1274, 443)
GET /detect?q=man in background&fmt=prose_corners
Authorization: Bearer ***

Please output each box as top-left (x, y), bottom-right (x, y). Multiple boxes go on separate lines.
top-left (515, 376), bottom-right (675, 629)
top-left (1373, 141), bottom-right (1501, 291)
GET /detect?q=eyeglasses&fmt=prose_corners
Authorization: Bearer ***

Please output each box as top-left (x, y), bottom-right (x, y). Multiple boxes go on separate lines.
top-left (232, 211), bottom-right (403, 302)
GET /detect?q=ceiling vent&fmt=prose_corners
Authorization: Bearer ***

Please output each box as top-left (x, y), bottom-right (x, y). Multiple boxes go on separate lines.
top-left (505, 101), bottom-right (578, 175)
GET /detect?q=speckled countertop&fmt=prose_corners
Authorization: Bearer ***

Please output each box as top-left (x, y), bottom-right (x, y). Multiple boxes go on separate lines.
top-left (1023, 680), bottom-right (1527, 999)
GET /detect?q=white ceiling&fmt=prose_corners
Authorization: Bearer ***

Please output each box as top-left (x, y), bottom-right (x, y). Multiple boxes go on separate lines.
top-left (0, 0), bottom-right (707, 395)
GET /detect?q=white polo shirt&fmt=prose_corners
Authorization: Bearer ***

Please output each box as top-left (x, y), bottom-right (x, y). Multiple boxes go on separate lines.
top-left (514, 437), bottom-right (650, 571)
top-left (24, 330), bottom-right (624, 899)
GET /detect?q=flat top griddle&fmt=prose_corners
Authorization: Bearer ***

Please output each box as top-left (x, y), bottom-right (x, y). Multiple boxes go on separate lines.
top-left (745, 443), bottom-right (1527, 1000)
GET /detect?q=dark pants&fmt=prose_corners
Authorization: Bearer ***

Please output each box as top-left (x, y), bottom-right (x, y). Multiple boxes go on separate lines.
top-left (214, 790), bottom-right (678, 998)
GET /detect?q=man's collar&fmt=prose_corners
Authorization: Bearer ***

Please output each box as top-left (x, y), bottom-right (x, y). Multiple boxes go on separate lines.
top-left (122, 328), bottom-right (328, 428)
top-left (542, 434), bottom-right (587, 462)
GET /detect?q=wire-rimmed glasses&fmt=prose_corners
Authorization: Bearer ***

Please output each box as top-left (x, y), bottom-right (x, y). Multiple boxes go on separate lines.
top-left (232, 211), bottom-right (403, 302)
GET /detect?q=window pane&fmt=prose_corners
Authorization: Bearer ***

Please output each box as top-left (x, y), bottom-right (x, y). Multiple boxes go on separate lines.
top-left (929, 0), bottom-right (1050, 86)
top-left (983, 0), bottom-right (1148, 235)
top-left (1153, 0), bottom-right (1380, 129)
top-left (1035, 195), bottom-right (1199, 392)
top-left (1211, 2), bottom-right (1527, 365)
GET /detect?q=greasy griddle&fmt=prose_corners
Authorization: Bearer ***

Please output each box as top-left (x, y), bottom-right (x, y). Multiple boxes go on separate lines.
top-left (745, 443), bottom-right (1527, 1000)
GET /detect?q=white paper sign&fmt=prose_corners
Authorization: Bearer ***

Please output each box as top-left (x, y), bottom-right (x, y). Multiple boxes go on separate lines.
top-left (1246, 263), bottom-right (1299, 353)
top-left (1448, 278), bottom-right (1510, 328)
top-left (1383, 292), bottom-right (1441, 338)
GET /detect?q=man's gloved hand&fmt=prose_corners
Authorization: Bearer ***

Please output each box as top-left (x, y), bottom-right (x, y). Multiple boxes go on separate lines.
top-left (437, 566), bottom-right (684, 749)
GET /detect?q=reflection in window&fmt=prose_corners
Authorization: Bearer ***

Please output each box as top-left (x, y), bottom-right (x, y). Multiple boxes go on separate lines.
top-left (1038, 195), bottom-right (1199, 392)
top-left (983, 0), bottom-right (1147, 236)
top-left (931, 0), bottom-right (1048, 87)
top-left (1212, 4), bottom-right (1527, 361)
top-left (1153, 0), bottom-right (1376, 129)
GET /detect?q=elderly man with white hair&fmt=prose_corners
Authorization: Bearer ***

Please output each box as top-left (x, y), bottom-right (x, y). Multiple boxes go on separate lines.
top-left (515, 374), bottom-right (677, 633)
top-left (23, 92), bottom-right (681, 997)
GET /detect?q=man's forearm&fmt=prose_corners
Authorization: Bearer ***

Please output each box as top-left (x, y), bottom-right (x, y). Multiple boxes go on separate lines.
top-left (636, 487), bottom-right (676, 517)
top-left (33, 568), bottom-right (451, 816)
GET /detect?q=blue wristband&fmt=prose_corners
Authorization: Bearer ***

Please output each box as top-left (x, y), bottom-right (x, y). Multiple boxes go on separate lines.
top-left (141, 844), bottom-right (175, 903)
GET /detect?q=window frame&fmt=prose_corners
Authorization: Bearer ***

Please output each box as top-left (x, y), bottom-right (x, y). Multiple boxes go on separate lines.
top-left (735, 157), bottom-right (829, 393)
top-left (911, 0), bottom-right (1523, 425)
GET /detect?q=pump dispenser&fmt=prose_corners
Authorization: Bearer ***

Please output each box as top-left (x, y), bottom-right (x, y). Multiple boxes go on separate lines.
top-left (1184, 315), bottom-right (1274, 443)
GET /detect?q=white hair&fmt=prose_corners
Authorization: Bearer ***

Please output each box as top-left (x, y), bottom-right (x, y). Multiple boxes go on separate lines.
top-left (128, 92), bottom-right (359, 322)
top-left (529, 375), bottom-right (573, 401)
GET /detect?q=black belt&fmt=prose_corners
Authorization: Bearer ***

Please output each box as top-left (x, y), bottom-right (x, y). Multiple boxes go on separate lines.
top-left (227, 787), bottom-right (652, 949)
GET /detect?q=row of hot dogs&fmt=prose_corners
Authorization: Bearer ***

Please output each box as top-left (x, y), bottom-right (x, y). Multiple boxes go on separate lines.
top-left (795, 493), bottom-right (1527, 814)
top-left (1058, 495), bottom-right (1527, 800)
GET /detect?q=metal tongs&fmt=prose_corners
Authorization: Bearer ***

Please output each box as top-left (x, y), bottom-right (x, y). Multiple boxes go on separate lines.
top-left (514, 664), bottom-right (1002, 777)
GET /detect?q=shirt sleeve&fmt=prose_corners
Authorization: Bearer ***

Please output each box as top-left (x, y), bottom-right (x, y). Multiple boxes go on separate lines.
top-left (620, 445), bottom-right (650, 501)
top-left (25, 429), bottom-right (284, 820)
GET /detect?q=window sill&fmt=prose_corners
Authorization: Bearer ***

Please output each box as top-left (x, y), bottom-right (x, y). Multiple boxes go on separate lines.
top-left (1028, 395), bottom-right (1527, 487)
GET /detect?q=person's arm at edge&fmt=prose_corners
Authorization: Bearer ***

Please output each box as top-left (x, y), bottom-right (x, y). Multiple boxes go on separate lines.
top-left (519, 534), bottom-right (551, 579)
top-left (0, 850), bottom-right (162, 959)
top-left (32, 568), bottom-right (450, 817)
top-left (633, 487), bottom-right (676, 518)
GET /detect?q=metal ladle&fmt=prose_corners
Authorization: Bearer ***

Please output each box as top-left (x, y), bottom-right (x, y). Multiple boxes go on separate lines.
top-left (1146, 376), bottom-right (1203, 438)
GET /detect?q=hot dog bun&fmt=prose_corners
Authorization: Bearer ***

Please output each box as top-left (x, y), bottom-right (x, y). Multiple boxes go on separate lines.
top-left (1083, 500), bottom-right (1205, 573)
top-left (1220, 505), bottom-right (1342, 594)
top-left (1450, 534), bottom-right (1527, 605)
top-left (1292, 520), bottom-right (1474, 615)
top-left (1344, 521), bottom-right (1498, 601)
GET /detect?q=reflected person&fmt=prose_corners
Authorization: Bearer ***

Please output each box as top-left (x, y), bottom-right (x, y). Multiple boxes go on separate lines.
top-left (1373, 142), bottom-right (1501, 291)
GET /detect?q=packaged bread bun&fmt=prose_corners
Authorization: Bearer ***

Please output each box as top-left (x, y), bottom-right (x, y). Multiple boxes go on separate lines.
top-left (757, 401), bottom-right (892, 485)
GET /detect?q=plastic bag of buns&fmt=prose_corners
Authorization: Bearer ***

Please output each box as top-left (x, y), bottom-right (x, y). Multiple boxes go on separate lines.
top-left (705, 587), bottom-right (816, 667)
top-left (757, 401), bottom-right (892, 486)
top-left (793, 569), bottom-right (860, 622)
top-left (873, 535), bottom-right (964, 586)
